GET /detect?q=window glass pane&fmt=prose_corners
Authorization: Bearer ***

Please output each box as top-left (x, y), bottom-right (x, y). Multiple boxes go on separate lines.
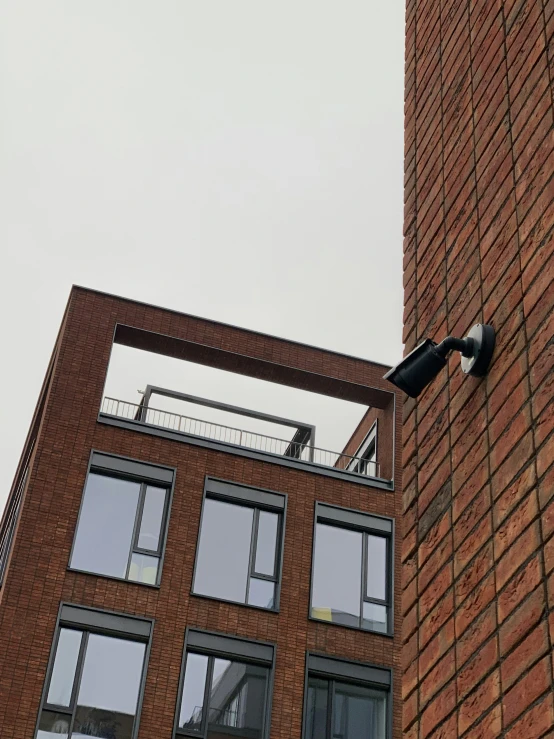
top-left (70, 473), bottom-right (141, 579)
top-left (366, 536), bottom-right (387, 601)
top-left (128, 553), bottom-right (159, 585)
top-left (193, 499), bottom-right (254, 604)
top-left (361, 446), bottom-right (376, 475)
top-left (37, 711), bottom-right (70, 738)
top-left (137, 485), bottom-right (166, 552)
top-left (305, 678), bottom-right (328, 739)
top-left (362, 602), bottom-right (388, 634)
top-left (333, 691), bottom-right (345, 736)
top-left (333, 683), bottom-right (387, 739)
top-left (254, 511), bottom-right (279, 576)
top-left (72, 633), bottom-right (146, 739)
top-left (365, 440), bottom-right (376, 461)
top-left (207, 658), bottom-right (268, 739)
top-left (248, 578), bottom-right (275, 609)
top-left (311, 523), bottom-right (362, 628)
top-left (179, 653), bottom-right (209, 732)
top-left (46, 628), bottom-right (82, 707)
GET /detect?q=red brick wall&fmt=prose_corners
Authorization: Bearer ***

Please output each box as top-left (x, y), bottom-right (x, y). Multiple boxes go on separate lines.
top-left (0, 288), bottom-right (403, 738)
top-left (403, 0), bottom-right (554, 736)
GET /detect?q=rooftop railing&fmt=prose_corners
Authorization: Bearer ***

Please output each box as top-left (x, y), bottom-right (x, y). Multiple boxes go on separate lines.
top-left (100, 397), bottom-right (380, 478)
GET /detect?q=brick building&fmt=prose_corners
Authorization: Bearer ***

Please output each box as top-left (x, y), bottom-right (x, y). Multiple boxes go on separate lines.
top-left (0, 287), bottom-right (403, 739)
top-left (402, 0), bottom-right (554, 736)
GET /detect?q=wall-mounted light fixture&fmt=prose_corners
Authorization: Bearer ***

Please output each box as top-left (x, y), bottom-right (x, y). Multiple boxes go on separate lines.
top-left (383, 324), bottom-right (495, 398)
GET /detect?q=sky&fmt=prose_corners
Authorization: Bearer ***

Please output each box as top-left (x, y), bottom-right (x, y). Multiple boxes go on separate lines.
top-left (0, 1), bottom-right (405, 514)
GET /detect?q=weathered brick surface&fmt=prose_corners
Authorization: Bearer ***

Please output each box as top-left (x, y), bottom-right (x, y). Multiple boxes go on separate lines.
top-left (403, 0), bottom-right (554, 734)
top-left (0, 289), bottom-right (404, 738)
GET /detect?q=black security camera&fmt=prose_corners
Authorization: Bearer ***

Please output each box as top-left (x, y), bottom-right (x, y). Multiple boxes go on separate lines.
top-left (384, 324), bottom-right (495, 398)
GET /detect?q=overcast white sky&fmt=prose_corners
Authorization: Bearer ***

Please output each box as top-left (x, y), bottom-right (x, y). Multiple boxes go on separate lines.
top-left (0, 1), bottom-right (404, 513)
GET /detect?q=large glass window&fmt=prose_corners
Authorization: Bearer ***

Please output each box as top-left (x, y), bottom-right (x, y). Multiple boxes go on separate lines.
top-left (311, 504), bottom-right (392, 634)
top-left (70, 454), bottom-right (173, 586)
top-left (174, 630), bottom-right (274, 739)
top-left (192, 480), bottom-right (285, 610)
top-left (305, 677), bottom-right (387, 739)
top-left (36, 605), bottom-right (151, 739)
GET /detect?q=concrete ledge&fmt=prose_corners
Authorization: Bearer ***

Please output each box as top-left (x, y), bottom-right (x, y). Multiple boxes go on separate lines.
top-left (98, 414), bottom-right (395, 491)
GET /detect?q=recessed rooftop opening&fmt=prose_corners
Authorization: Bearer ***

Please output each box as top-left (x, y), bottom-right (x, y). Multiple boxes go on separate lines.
top-left (98, 324), bottom-right (393, 480)
top-left (103, 344), bottom-right (367, 458)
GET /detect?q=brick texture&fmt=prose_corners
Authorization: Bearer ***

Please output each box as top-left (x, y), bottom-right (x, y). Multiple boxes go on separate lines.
top-left (403, 0), bottom-right (554, 735)
top-left (0, 288), bottom-right (403, 738)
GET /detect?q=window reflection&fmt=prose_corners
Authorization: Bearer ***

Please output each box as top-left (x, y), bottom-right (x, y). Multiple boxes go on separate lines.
top-left (362, 603), bottom-right (388, 634)
top-left (73, 634), bottom-right (145, 739)
top-left (70, 472), bottom-right (168, 586)
top-left (207, 659), bottom-right (267, 739)
top-left (71, 474), bottom-right (141, 579)
top-left (194, 500), bottom-right (253, 603)
top-left (129, 553), bottom-right (159, 585)
top-left (178, 653), bottom-right (269, 739)
top-left (37, 711), bottom-right (70, 738)
top-left (138, 486), bottom-right (166, 551)
top-left (180, 653), bottom-right (209, 731)
top-left (311, 520), bottom-right (390, 633)
top-left (333, 683), bottom-right (386, 739)
top-left (311, 524), bottom-right (362, 628)
top-left (305, 678), bottom-right (328, 739)
top-left (193, 498), bottom-right (281, 610)
top-left (254, 512), bottom-right (278, 576)
top-left (247, 578), bottom-right (275, 609)
top-left (366, 536), bottom-right (387, 601)
top-left (306, 677), bottom-right (387, 739)
top-left (38, 629), bottom-right (147, 739)
top-left (47, 629), bottom-right (82, 707)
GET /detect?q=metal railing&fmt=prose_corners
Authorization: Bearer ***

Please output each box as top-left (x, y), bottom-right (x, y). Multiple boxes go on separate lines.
top-left (100, 397), bottom-right (380, 478)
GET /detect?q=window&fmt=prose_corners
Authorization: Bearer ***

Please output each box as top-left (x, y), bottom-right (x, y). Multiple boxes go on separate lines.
top-left (174, 629), bottom-right (275, 739)
top-left (192, 478), bottom-right (286, 610)
top-left (36, 604), bottom-right (152, 739)
top-left (69, 453), bottom-right (174, 586)
top-left (310, 504), bottom-right (393, 634)
top-left (347, 422), bottom-right (377, 476)
top-left (303, 654), bottom-right (390, 739)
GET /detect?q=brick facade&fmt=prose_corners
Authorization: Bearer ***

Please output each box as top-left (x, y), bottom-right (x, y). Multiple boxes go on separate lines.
top-left (0, 287), bottom-right (403, 738)
top-left (403, 0), bottom-right (554, 736)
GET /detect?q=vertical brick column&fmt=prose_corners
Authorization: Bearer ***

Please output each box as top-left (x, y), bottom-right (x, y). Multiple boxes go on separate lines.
top-left (402, 0), bottom-right (554, 736)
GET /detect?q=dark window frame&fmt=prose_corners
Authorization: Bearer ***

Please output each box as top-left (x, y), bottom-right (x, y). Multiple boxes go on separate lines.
top-left (346, 420), bottom-right (378, 476)
top-left (301, 652), bottom-right (392, 739)
top-left (34, 602), bottom-right (154, 739)
top-left (173, 627), bottom-right (276, 739)
top-left (68, 450), bottom-right (176, 588)
top-left (309, 502), bottom-right (394, 636)
top-left (191, 477), bottom-right (287, 612)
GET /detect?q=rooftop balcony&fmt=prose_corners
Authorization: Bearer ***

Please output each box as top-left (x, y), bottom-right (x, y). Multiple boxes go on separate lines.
top-left (100, 385), bottom-right (382, 482)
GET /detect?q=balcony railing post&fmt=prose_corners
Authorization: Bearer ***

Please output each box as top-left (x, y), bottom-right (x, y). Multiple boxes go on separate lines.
top-left (308, 429), bottom-right (315, 462)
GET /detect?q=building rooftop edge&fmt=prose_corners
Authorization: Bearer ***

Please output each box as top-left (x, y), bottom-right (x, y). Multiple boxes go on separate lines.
top-left (70, 284), bottom-right (393, 372)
